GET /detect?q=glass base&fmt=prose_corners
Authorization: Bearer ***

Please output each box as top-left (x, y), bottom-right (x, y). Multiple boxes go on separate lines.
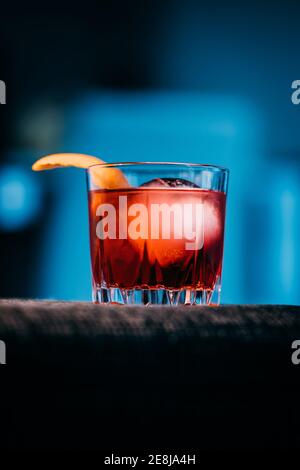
top-left (93, 280), bottom-right (221, 306)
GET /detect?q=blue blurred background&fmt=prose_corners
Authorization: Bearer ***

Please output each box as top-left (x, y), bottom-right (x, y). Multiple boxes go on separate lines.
top-left (0, 0), bottom-right (299, 304)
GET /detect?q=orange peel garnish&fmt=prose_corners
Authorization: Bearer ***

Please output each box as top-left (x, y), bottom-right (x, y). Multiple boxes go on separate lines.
top-left (32, 153), bottom-right (129, 189)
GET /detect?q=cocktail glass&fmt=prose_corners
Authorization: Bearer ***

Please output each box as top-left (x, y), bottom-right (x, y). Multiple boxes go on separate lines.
top-left (87, 162), bottom-right (229, 305)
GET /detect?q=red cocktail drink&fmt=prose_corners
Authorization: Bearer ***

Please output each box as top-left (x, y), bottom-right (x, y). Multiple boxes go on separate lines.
top-left (32, 154), bottom-right (228, 304)
top-left (88, 166), bottom-right (228, 306)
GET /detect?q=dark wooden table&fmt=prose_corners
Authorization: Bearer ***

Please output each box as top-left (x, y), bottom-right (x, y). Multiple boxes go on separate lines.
top-left (0, 300), bottom-right (300, 450)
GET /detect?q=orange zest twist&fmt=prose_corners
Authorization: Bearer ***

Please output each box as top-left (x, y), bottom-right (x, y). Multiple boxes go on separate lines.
top-left (32, 153), bottom-right (129, 189)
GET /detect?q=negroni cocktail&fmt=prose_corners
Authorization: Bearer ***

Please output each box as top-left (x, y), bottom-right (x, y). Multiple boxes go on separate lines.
top-left (87, 164), bottom-right (228, 305)
top-left (32, 154), bottom-right (228, 305)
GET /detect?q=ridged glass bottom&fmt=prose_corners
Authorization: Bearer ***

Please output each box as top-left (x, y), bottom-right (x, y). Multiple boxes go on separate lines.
top-left (93, 278), bottom-right (221, 306)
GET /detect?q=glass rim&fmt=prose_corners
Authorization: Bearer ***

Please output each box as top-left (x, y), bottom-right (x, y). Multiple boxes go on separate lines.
top-left (87, 161), bottom-right (229, 173)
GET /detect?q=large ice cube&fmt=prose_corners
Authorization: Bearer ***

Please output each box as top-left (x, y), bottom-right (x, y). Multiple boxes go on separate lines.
top-left (140, 179), bottom-right (223, 268)
top-left (141, 177), bottom-right (199, 188)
